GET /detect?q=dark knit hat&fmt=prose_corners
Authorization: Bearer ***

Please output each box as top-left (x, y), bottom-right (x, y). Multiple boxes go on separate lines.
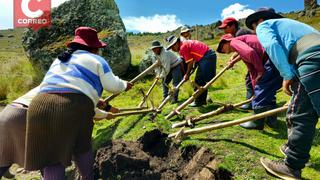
top-left (245, 7), bottom-right (283, 30)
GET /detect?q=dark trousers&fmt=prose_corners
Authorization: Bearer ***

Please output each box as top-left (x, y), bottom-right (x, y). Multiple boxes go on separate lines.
top-left (285, 46), bottom-right (320, 170)
top-left (285, 80), bottom-right (318, 170)
top-left (162, 64), bottom-right (183, 100)
top-left (195, 50), bottom-right (217, 104)
top-left (252, 60), bottom-right (282, 109)
top-left (245, 72), bottom-right (254, 99)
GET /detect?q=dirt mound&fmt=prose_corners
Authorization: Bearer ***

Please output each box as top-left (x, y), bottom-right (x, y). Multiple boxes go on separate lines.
top-left (94, 129), bottom-right (233, 180)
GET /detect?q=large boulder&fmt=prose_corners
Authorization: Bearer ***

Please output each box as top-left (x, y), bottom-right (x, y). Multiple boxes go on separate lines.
top-left (22, 0), bottom-right (131, 76)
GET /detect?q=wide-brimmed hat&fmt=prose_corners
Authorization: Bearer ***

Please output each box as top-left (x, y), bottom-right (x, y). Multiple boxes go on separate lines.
top-left (180, 26), bottom-right (192, 34)
top-left (218, 17), bottom-right (238, 29)
top-left (150, 40), bottom-right (163, 49)
top-left (67, 27), bottom-right (107, 48)
top-left (166, 35), bottom-right (179, 50)
top-left (217, 34), bottom-right (234, 53)
top-left (245, 7), bottom-right (283, 30)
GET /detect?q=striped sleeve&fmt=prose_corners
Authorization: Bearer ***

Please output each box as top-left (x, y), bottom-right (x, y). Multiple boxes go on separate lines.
top-left (96, 57), bottom-right (127, 93)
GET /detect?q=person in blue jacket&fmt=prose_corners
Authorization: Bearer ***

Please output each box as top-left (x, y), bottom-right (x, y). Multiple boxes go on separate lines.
top-left (246, 7), bottom-right (320, 179)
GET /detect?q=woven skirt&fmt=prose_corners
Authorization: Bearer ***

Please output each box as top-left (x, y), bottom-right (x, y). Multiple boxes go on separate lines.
top-left (0, 105), bottom-right (27, 167)
top-left (24, 93), bottom-right (94, 170)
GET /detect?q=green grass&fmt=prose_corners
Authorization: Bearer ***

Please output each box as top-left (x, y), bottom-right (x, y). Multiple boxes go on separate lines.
top-left (2, 10), bottom-right (320, 179)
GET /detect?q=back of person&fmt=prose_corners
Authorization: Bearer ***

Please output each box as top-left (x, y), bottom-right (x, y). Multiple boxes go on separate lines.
top-left (180, 40), bottom-right (210, 62)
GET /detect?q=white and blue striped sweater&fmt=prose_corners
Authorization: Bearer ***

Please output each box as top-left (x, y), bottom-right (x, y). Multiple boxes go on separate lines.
top-left (39, 50), bottom-right (127, 105)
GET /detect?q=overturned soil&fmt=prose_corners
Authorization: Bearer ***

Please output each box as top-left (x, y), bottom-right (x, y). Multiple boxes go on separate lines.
top-left (94, 129), bottom-right (233, 180)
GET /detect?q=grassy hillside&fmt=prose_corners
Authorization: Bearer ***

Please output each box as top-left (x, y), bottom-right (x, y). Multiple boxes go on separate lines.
top-left (1, 9), bottom-right (320, 179)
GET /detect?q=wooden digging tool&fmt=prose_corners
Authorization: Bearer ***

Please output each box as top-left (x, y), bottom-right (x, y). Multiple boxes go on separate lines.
top-left (149, 79), bottom-right (186, 121)
top-left (165, 65), bottom-right (231, 120)
top-left (138, 77), bottom-right (160, 108)
top-left (104, 60), bottom-right (161, 103)
top-left (172, 97), bottom-right (254, 128)
top-left (168, 105), bottom-right (288, 139)
top-left (112, 108), bottom-right (157, 118)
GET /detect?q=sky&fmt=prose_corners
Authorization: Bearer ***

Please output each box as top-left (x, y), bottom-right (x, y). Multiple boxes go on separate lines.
top-left (0, 0), bottom-right (304, 32)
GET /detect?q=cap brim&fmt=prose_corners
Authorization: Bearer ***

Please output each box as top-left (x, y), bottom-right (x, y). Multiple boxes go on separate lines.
top-left (246, 11), bottom-right (283, 30)
top-left (180, 29), bottom-right (191, 34)
top-left (166, 39), bottom-right (178, 50)
top-left (67, 36), bottom-right (107, 48)
top-left (216, 40), bottom-right (225, 53)
top-left (150, 45), bottom-right (162, 49)
top-left (218, 23), bottom-right (228, 29)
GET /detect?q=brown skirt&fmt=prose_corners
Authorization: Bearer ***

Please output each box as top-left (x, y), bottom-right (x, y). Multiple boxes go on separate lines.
top-left (0, 105), bottom-right (27, 167)
top-left (25, 93), bottom-right (94, 170)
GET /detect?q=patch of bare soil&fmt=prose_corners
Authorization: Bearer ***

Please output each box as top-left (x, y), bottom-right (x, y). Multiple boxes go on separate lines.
top-left (94, 129), bottom-right (233, 180)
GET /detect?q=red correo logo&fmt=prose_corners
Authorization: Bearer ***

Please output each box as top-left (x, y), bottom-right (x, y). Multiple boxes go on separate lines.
top-left (14, 0), bottom-right (51, 31)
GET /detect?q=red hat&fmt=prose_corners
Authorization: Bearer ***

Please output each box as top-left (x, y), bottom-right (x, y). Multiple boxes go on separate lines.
top-left (218, 17), bottom-right (238, 29)
top-left (217, 34), bottom-right (234, 53)
top-left (67, 27), bottom-right (107, 48)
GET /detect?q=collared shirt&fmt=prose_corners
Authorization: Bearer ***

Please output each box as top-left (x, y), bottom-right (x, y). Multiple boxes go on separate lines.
top-left (154, 48), bottom-right (182, 78)
top-left (230, 35), bottom-right (266, 87)
top-left (256, 18), bottom-right (319, 80)
top-left (179, 40), bottom-right (209, 63)
top-left (39, 50), bottom-right (127, 105)
top-left (180, 36), bottom-right (189, 42)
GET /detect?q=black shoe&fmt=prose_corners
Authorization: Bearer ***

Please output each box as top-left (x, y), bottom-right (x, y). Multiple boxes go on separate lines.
top-left (189, 101), bottom-right (206, 107)
top-left (3, 169), bottom-right (15, 179)
top-left (260, 157), bottom-right (301, 180)
top-left (280, 143), bottom-right (289, 157)
top-left (240, 120), bottom-right (264, 130)
top-left (239, 103), bottom-right (252, 110)
top-left (171, 99), bottom-right (178, 104)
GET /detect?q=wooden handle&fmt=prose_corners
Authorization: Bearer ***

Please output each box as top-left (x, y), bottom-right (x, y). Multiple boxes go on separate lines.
top-left (171, 97), bottom-right (254, 128)
top-left (138, 77), bottom-right (159, 107)
top-left (166, 65), bottom-right (230, 120)
top-left (113, 108), bottom-right (156, 117)
top-left (169, 105), bottom-right (288, 138)
top-left (104, 61), bottom-right (160, 102)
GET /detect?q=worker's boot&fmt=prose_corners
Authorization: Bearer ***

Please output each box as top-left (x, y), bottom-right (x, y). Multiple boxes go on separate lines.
top-left (240, 107), bottom-right (268, 130)
top-left (265, 106), bottom-right (278, 128)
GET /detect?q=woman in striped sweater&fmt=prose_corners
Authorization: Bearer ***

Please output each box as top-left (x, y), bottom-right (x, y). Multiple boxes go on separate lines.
top-left (24, 27), bottom-right (132, 180)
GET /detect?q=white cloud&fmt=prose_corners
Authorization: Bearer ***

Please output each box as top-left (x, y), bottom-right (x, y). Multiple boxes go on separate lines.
top-left (123, 14), bottom-right (183, 33)
top-left (221, 3), bottom-right (255, 20)
top-left (52, 0), bottom-right (69, 8)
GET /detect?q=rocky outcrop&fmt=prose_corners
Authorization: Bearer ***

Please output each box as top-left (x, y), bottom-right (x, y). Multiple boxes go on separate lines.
top-left (305, 0), bottom-right (318, 10)
top-left (22, 0), bottom-right (131, 76)
top-left (139, 49), bottom-right (156, 74)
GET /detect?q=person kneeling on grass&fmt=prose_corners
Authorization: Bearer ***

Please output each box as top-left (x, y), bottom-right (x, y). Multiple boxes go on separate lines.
top-left (246, 7), bottom-right (320, 179)
top-left (0, 86), bottom-right (117, 179)
top-left (24, 26), bottom-right (132, 180)
top-left (166, 35), bottom-right (217, 107)
top-left (150, 40), bottom-right (183, 103)
top-left (217, 34), bottom-right (282, 130)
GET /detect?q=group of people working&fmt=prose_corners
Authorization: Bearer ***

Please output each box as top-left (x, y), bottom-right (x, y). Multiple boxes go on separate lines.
top-left (0, 6), bottom-right (319, 180)
top-left (150, 7), bottom-right (320, 180)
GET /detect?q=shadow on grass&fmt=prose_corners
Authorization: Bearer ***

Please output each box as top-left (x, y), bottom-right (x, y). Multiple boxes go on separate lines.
top-left (195, 138), bottom-right (282, 158)
top-left (260, 120), bottom-right (288, 140)
top-left (117, 114), bottom-right (145, 139)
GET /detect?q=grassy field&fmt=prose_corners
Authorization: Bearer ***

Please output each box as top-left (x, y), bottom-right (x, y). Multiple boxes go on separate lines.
top-left (1, 10), bottom-right (320, 179)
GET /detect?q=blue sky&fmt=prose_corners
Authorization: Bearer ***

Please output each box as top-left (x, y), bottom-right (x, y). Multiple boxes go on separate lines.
top-left (1, 0), bottom-right (304, 31)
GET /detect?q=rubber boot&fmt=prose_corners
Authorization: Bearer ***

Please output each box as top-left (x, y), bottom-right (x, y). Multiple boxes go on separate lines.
top-left (240, 107), bottom-right (269, 130)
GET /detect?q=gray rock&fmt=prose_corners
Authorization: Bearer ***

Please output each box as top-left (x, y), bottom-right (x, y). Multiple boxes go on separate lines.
top-left (22, 0), bottom-right (131, 76)
top-left (139, 49), bottom-right (156, 74)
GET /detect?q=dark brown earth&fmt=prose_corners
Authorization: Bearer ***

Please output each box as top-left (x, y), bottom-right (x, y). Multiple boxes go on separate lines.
top-left (93, 129), bottom-right (233, 180)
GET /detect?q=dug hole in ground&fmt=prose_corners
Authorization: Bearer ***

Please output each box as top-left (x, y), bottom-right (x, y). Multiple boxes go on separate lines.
top-left (93, 129), bottom-right (233, 180)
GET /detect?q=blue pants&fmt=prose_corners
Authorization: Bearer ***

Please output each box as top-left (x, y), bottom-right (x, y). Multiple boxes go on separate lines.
top-left (245, 72), bottom-right (254, 99)
top-left (195, 50), bottom-right (217, 104)
top-left (252, 60), bottom-right (282, 109)
top-left (162, 64), bottom-right (183, 100)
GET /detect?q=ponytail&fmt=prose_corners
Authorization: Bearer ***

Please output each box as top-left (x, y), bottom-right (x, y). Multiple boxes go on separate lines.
top-left (57, 43), bottom-right (96, 62)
